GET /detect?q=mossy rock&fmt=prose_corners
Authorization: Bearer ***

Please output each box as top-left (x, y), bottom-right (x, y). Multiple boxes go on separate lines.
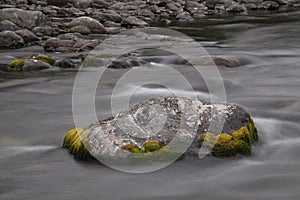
top-left (30, 54), bottom-right (55, 65)
top-left (199, 118), bottom-right (258, 157)
top-left (62, 128), bottom-right (93, 160)
top-left (7, 59), bottom-right (25, 70)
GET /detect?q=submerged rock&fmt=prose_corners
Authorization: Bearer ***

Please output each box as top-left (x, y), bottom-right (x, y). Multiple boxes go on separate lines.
top-left (63, 97), bottom-right (258, 161)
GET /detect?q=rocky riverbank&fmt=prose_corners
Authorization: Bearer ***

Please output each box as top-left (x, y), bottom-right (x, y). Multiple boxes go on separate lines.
top-left (1, 0), bottom-right (299, 71)
top-left (1, 0), bottom-right (300, 50)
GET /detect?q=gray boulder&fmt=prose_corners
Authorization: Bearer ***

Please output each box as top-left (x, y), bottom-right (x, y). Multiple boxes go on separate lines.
top-left (0, 20), bottom-right (21, 31)
top-left (0, 8), bottom-right (47, 29)
top-left (0, 31), bottom-right (24, 48)
top-left (63, 97), bottom-right (258, 160)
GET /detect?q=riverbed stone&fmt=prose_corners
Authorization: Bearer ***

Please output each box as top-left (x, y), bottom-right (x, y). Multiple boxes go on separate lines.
top-left (0, 8), bottom-right (47, 29)
top-left (15, 29), bottom-right (39, 43)
top-left (68, 17), bottom-right (106, 34)
top-left (121, 16), bottom-right (148, 27)
top-left (0, 31), bottom-right (25, 48)
top-left (62, 97), bottom-right (258, 160)
top-left (0, 20), bottom-right (21, 31)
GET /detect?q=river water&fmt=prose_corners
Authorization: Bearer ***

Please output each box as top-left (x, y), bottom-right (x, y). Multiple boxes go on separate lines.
top-left (1, 11), bottom-right (300, 199)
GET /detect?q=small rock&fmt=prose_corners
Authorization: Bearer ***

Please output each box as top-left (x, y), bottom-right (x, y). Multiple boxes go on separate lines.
top-left (107, 56), bottom-right (147, 69)
top-left (32, 26), bottom-right (59, 37)
top-left (69, 17), bottom-right (106, 34)
top-left (258, 1), bottom-right (280, 10)
top-left (15, 29), bottom-right (39, 43)
top-left (226, 4), bottom-right (248, 13)
top-left (44, 37), bottom-right (75, 52)
top-left (103, 21), bottom-right (121, 27)
top-left (93, 0), bottom-right (110, 8)
top-left (54, 58), bottom-right (78, 68)
top-left (121, 16), bottom-right (148, 27)
top-left (93, 10), bottom-right (123, 23)
top-left (212, 55), bottom-right (241, 68)
top-left (176, 11), bottom-right (194, 22)
top-left (106, 27), bottom-right (126, 34)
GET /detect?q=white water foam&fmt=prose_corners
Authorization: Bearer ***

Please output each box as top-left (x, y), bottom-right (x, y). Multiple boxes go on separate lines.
top-left (0, 145), bottom-right (57, 160)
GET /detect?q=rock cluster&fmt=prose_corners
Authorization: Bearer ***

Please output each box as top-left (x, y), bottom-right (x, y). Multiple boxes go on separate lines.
top-left (1, 0), bottom-right (299, 50)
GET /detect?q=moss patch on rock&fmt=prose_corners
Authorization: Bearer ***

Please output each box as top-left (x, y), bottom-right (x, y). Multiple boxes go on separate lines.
top-left (62, 128), bottom-right (93, 160)
top-left (122, 140), bottom-right (178, 161)
top-left (7, 59), bottom-right (25, 70)
top-left (30, 54), bottom-right (55, 65)
top-left (199, 118), bottom-right (258, 157)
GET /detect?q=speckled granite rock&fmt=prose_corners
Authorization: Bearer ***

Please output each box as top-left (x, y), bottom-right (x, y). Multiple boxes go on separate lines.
top-left (63, 97), bottom-right (258, 161)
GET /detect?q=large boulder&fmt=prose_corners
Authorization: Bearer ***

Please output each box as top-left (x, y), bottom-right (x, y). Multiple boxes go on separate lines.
top-left (0, 31), bottom-right (25, 48)
top-left (0, 8), bottom-right (47, 29)
top-left (62, 97), bottom-right (258, 161)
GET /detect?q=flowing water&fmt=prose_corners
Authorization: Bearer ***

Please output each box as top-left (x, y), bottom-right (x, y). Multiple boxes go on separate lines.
top-left (1, 11), bottom-right (300, 199)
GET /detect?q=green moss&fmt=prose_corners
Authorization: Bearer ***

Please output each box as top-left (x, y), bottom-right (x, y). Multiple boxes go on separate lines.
top-left (199, 118), bottom-right (258, 157)
top-left (143, 140), bottom-right (162, 152)
top-left (7, 59), bottom-right (25, 70)
top-left (30, 54), bottom-right (55, 65)
top-left (129, 146), bottom-right (177, 161)
top-left (62, 128), bottom-right (93, 160)
top-left (248, 118), bottom-right (259, 142)
top-left (122, 140), bottom-right (178, 161)
top-left (232, 127), bottom-right (253, 144)
top-left (211, 133), bottom-right (251, 157)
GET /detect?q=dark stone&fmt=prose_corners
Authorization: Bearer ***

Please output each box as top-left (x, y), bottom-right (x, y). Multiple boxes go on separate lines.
top-left (54, 58), bottom-right (78, 68)
top-left (121, 16), bottom-right (148, 27)
top-left (107, 56), bottom-right (147, 69)
top-left (15, 29), bottom-right (39, 43)
top-left (258, 1), bottom-right (280, 10)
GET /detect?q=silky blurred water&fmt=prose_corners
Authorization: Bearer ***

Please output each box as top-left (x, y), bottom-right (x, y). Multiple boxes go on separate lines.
top-left (1, 11), bottom-right (300, 200)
